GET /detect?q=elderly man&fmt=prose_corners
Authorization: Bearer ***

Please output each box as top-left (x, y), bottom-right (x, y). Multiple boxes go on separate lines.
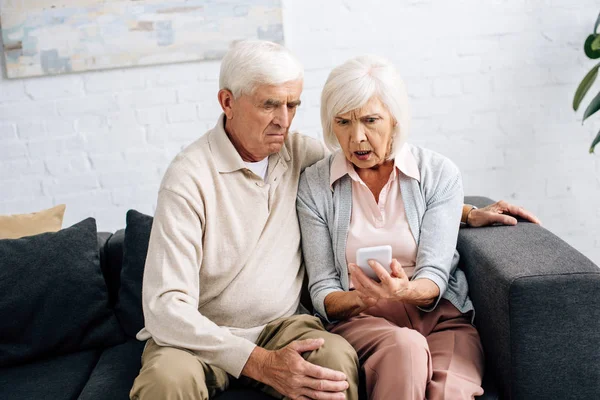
top-left (130, 40), bottom-right (357, 400)
top-left (130, 40), bottom-right (539, 400)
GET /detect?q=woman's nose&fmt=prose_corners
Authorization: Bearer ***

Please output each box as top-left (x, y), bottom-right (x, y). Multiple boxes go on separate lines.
top-left (350, 123), bottom-right (367, 143)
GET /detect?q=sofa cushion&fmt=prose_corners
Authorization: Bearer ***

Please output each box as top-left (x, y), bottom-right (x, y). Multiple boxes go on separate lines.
top-left (0, 204), bottom-right (66, 239)
top-left (78, 339), bottom-right (146, 400)
top-left (0, 218), bottom-right (125, 367)
top-left (116, 210), bottom-right (153, 337)
top-left (0, 347), bottom-right (102, 400)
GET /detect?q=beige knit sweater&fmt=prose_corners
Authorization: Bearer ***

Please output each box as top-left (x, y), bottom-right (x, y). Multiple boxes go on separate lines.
top-left (136, 115), bottom-right (325, 377)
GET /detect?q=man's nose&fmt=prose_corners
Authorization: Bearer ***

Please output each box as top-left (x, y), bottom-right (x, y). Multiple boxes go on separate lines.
top-left (273, 106), bottom-right (290, 129)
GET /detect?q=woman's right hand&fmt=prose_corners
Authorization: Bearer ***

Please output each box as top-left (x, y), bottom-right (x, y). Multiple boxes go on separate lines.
top-left (354, 288), bottom-right (378, 309)
top-left (324, 289), bottom-right (377, 320)
top-left (350, 259), bottom-right (411, 302)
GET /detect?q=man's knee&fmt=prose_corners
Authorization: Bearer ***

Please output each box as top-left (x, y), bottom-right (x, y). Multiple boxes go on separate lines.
top-left (303, 332), bottom-right (360, 400)
top-left (307, 331), bottom-right (359, 372)
top-left (130, 350), bottom-right (209, 400)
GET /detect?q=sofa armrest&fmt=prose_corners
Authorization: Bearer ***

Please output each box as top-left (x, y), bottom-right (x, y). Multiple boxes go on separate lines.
top-left (458, 215), bottom-right (600, 399)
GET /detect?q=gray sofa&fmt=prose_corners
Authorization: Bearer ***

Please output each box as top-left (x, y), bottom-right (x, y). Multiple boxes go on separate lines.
top-left (458, 196), bottom-right (600, 400)
top-left (1, 196), bottom-right (598, 399)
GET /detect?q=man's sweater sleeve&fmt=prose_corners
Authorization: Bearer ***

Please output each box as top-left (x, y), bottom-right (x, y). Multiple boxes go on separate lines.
top-left (139, 188), bottom-right (257, 377)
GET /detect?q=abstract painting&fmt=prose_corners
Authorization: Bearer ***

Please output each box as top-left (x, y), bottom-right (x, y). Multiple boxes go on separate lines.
top-left (0, 0), bottom-right (284, 78)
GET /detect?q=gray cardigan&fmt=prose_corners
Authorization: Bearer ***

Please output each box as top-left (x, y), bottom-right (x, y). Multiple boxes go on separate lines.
top-left (296, 144), bottom-right (474, 323)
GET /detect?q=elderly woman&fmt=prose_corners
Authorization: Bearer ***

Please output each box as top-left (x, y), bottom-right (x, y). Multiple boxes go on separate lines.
top-left (297, 55), bottom-right (489, 400)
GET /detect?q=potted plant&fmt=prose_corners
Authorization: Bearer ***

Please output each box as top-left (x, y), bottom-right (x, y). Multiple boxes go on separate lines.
top-left (573, 12), bottom-right (600, 153)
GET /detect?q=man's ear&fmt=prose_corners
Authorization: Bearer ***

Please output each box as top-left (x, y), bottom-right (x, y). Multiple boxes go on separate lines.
top-left (218, 89), bottom-right (235, 119)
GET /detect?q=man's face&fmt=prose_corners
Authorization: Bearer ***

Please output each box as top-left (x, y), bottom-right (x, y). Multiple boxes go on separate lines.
top-left (221, 79), bottom-right (303, 162)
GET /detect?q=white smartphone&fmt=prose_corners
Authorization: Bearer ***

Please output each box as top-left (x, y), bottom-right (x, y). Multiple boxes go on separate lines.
top-left (355, 245), bottom-right (393, 281)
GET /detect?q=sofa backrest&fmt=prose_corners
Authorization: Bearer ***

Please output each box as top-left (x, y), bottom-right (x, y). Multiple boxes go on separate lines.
top-left (98, 230), bottom-right (126, 309)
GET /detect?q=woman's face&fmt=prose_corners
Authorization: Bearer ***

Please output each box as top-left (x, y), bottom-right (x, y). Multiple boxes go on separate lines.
top-left (332, 96), bottom-right (396, 169)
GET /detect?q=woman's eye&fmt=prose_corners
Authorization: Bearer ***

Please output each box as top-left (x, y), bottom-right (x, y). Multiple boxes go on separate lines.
top-left (336, 120), bottom-right (349, 126)
top-left (365, 118), bottom-right (377, 123)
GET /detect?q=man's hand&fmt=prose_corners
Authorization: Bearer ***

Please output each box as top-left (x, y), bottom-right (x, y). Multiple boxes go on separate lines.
top-left (468, 200), bottom-right (541, 227)
top-left (242, 339), bottom-right (349, 399)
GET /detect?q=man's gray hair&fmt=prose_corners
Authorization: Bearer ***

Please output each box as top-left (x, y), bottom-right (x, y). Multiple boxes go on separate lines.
top-left (219, 40), bottom-right (304, 98)
top-left (320, 55), bottom-right (411, 157)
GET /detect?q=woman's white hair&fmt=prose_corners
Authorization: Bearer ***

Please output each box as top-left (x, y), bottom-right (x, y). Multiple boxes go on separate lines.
top-left (320, 55), bottom-right (411, 157)
top-left (219, 40), bottom-right (304, 98)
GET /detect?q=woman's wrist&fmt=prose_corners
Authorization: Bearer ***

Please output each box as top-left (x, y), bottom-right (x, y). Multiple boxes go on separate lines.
top-left (353, 289), bottom-right (376, 312)
top-left (324, 290), bottom-right (370, 320)
top-left (400, 279), bottom-right (439, 306)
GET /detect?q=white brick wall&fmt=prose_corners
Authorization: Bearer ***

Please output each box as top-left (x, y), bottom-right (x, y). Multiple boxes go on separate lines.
top-left (1, 0), bottom-right (599, 265)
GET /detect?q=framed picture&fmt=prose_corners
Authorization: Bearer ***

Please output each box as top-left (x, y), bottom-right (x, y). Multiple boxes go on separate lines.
top-left (1, 0), bottom-right (284, 78)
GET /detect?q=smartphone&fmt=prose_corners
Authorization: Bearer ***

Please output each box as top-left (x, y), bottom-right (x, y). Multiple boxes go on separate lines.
top-left (355, 245), bottom-right (393, 281)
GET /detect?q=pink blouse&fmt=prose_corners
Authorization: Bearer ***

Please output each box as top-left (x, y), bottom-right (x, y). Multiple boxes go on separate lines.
top-left (329, 145), bottom-right (421, 282)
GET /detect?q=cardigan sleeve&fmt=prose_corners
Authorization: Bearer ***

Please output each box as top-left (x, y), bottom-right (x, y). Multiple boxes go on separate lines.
top-left (296, 169), bottom-right (344, 323)
top-left (411, 158), bottom-right (464, 312)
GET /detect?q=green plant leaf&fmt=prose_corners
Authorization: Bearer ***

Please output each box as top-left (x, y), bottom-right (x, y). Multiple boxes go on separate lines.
top-left (590, 129), bottom-right (600, 154)
top-left (595, 11), bottom-right (600, 33)
top-left (585, 35), bottom-right (600, 59)
top-left (593, 35), bottom-right (600, 51)
top-left (573, 63), bottom-right (600, 111)
top-left (583, 90), bottom-right (600, 122)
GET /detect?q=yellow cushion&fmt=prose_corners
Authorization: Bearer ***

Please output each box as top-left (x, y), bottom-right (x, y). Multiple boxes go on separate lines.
top-left (0, 204), bottom-right (67, 239)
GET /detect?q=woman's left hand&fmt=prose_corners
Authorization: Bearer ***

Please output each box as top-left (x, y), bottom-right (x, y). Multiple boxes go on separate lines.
top-left (349, 259), bottom-right (410, 302)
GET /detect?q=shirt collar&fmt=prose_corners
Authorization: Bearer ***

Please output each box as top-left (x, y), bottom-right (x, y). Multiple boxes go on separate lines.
top-left (329, 144), bottom-right (420, 187)
top-left (395, 143), bottom-right (420, 182)
top-left (209, 114), bottom-right (290, 173)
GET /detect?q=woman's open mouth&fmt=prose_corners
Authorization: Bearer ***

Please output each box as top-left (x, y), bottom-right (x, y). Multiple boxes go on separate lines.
top-left (354, 150), bottom-right (372, 161)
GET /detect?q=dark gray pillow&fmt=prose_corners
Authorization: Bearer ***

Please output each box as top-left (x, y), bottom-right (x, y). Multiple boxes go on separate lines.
top-left (115, 210), bottom-right (153, 337)
top-left (0, 218), bottom-right (125, 367)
